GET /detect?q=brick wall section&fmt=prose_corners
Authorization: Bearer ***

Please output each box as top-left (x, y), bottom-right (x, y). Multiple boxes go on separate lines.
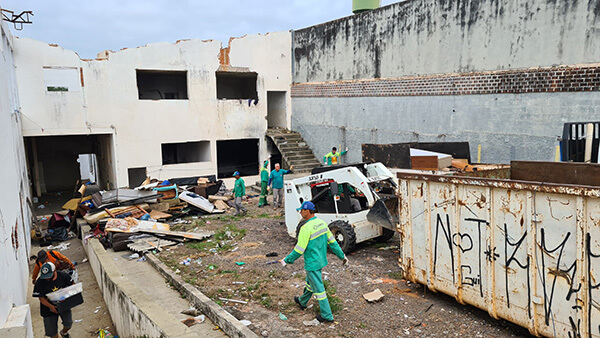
top-left (291, 64), bottom-right (600, 97)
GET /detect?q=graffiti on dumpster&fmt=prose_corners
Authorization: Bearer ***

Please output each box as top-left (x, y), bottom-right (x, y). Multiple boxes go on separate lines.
top-left (432, 211), bottom-right (599, 334)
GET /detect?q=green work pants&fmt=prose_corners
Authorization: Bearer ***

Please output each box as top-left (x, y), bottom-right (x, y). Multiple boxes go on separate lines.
top-left (297, 269), bottom-right (333, 321)
top-left (258, 181), bottom-right (268, 207)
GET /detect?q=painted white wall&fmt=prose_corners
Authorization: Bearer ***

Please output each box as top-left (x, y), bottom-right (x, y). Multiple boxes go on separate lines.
top-left (14, 31), bottom-right (292, 187)
top-left (0, 19), bottom-right (33, 331)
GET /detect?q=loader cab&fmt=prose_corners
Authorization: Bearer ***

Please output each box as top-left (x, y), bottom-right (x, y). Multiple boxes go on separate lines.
top-left (310, 180), bottom-right (365, 214)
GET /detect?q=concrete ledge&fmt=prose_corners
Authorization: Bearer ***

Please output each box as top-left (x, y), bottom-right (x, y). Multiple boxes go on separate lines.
top-left (147, 254), bottom-right (259, 338)
top-left (82, 234), bottom-right (197, 337)
top-left (0, 304), bottom-right (33, 338)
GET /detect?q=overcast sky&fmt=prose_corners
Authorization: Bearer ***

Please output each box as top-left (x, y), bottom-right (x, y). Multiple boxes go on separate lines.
top-left (1, 0), bottom-right (398, 59)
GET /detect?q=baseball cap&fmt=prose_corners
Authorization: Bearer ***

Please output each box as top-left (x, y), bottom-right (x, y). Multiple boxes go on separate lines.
top-left (40, 262), bottom-right (56, 280)
top-left (296, 201), bottom-right (316, 211)
top-left (233, 171), bottom-right (240, 176)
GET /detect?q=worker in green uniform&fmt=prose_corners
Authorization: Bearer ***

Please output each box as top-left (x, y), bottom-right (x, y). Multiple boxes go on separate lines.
top-left (258, 157), bottom-right (270, 207)
top-left (281, 201), bottom-right (348, 322)
top-left (233, 171), bottom-right (247, 216)
top-left (323, 147), bottom-right (348, 166)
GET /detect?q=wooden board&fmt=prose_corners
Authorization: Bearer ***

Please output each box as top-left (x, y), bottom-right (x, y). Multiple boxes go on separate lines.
top-left (139, 228), bottom-right (214, 241)
top-left (511, 161), bottom-right (600, 186)
top-left (411, 156), bottom-right (439, 170)
top-left (149, 210), bottom-right (172, 219)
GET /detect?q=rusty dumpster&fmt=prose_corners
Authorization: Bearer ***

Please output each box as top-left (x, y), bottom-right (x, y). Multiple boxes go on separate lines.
top-left (397, 172), bottom-right (600, 337)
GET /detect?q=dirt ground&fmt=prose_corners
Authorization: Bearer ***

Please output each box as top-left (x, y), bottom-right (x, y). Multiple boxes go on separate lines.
top-left (157, 197), bottom-right (534, 338)
top-left (27, 236), bottom-right (117, 337)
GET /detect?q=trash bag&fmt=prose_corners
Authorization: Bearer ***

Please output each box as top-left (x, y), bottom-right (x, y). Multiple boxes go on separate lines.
top-left (50, 227), bottom-right (69, 242)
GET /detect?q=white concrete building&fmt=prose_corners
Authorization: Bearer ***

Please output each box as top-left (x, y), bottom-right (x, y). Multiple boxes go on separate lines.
top-left (14, 31), bottom-right (292, 193)
top-left (0, 16), bottom-right (34, 337)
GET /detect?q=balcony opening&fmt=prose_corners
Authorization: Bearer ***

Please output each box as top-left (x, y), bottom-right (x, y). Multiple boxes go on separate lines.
top-left (137, 70), bottom-right (188, 100)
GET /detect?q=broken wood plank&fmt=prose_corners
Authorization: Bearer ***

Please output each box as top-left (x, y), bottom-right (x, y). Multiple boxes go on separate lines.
top-left (139, 228), bottom-right (214, 241)
top-left (208, 195), bottom-right (232, 202)
top-left (149, 210), bottom-right (172, 219)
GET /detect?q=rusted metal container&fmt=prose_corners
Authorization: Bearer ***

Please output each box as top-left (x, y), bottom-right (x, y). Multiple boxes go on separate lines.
top-left (397, 172), bottom-right (600, 337)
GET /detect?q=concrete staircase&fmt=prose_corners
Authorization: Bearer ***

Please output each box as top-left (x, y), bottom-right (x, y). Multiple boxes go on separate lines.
top-left (266, 128), bottom-right (321, 174)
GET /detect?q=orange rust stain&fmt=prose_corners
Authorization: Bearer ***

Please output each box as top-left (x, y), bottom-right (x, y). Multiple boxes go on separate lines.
top-left (48, 43), bottom-right (59, 47)
top-left (79, 68), bottom-right (84, 87)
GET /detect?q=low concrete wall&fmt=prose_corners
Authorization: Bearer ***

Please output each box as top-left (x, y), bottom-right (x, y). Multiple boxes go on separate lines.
top-left (146, 254), bottom-right (258, 338)
top-left (0, 305), bottom-right (33, 338)
top-left (82, 231), bottom-right (196, 337)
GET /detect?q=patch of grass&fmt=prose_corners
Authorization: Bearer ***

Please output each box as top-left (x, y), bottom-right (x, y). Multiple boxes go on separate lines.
top-left (314, 280), bottom-right (343, 314)
top-left (258, 293), bottom-right (272, 308)
top-left (356, 322), bottom-right (366, 329)
top-left (215, 299), bottom-right (223, 306)
top-left (255, 213), bottom-right (271, 218)
top-left (185, 240), bottom-right (216, 251)
top-left (220, 270), bottom-right (240, 278)
top-left (268, 269), bottom-right (281, 278)
top-left (388, 272), bottom-right (404, 280)
top-left (183, 277), bottom-right (198, 284)
top-left (295, 273), bottom-right (305, 280)
top-left (214, 224), bottom-right (246, 241)
top-left (246, 281), bottom-right (261, 292)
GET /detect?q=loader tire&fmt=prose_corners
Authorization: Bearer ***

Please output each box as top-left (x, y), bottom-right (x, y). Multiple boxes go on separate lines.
top-left (328, 220), bottom-right (356, 253)
top-left (295, 219), bottom-right (308, 238)
top-left (374, 228), bottom-right (395, 243)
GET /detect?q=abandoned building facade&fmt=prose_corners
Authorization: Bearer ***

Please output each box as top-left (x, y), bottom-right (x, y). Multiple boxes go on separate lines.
top-left (1, 0), bottom-right (600, 334)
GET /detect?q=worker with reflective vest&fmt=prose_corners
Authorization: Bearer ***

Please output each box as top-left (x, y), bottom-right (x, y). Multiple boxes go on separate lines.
top-left (258, 158), bottom-right (270, 207)
top-left (282, 201), bottom-right (348, 322)
top-left (323, 147), bottom-right (348, 166)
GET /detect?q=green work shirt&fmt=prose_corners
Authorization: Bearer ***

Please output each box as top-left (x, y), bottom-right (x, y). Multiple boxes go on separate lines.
top-left (269, 169), bottom-right (291, 189)
top-left (284, 216), bottom-right (345, 271)
top-left (323, 150), bottom-right (347, 166)
top-left (260, 160), bottom-right (269, 182)
top-left (233, 177), bottom-right (245, 197)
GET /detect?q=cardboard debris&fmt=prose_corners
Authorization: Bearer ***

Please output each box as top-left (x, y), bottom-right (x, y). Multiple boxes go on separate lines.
top-left (149, 210), bottom-right (172, 219)
top-left (214, 200), bottom-right (230, 210)
top-left (62, 196), bottom-right (92, 211)
top-left (181, 315), bottom-right (205, 327)
top-left (149, 202), bottom-right (170, 212)
top-left (363, 288), bottom-right (385, 302)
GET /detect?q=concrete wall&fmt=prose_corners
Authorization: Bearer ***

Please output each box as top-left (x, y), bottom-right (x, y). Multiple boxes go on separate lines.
top-left (293, 0), bottom-right (600, 82)
top-left (291, 0), bottom-right (600, 165)
top-left (0, 18), bottom-right (33, 334)
top-left (292, 93), bottom-right (600, 164)
top-left (14, 31), bottom-right (292, 187)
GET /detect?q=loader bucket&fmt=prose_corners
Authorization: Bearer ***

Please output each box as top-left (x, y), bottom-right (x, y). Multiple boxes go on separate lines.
top-left (366, 197), bottom-right (398, 231)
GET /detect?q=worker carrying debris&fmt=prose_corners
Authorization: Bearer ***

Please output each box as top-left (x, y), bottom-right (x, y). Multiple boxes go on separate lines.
top-left (32, 249), bottom-right (76, 284)
top-left (323, 147), bottom-right (348, 166)
top-left (268, 163), bottom-right (293, 210)
top-left (32, 262), bottom-right (75, 338)
top-left (258, 157), bottom-right (270, 207)
top-left (233, 171), bottom-right (247, 216)
top-left (281, 201), bottom-right (348, 323)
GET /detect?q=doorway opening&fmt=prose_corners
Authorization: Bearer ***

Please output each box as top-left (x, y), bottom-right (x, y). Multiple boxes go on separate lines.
top-left (216, 139), bottom-right (259, 178)
top-left (24, 134), bottom-right (115, 196)
top-left (267, 91), bottom-right (287, 128)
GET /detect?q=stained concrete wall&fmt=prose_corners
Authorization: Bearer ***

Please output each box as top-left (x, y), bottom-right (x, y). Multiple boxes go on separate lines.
top-left (0, 17), bottom-right (33, 336)
top-left (292, 93), bottom-right (600, 164)
top-left (293, 0), bottom-right (600, 82)
top-left (291, 0), bottom-right (600, 164)
top-left (14, 31), bottom-right (292, 187)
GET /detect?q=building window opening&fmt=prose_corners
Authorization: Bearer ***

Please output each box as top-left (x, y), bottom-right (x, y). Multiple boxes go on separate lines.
top-left (216, 72), bottom-right (258, 100)
top-left (161, 141), bottom-right (210, 165)
top-left (137, 70), bottom-right (188, 100)
top-left (217, 139), bottom-right (259, 178)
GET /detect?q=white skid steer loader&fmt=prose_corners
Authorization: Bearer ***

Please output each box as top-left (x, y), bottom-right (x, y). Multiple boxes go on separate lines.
top-left (284, 162), bottom-right (398, 253)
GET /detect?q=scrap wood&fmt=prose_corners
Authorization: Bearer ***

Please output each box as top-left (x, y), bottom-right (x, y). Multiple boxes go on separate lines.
top-left (127, 236), bottom-right (176, 253)
top-left (84, 203), bottom-right (150, 224)
top-left (149, 202), bottom-right (170, 212)
top-left (208, 195), bottom-right (232, 202)
top-left (218, 297), bottom-right (247, 304)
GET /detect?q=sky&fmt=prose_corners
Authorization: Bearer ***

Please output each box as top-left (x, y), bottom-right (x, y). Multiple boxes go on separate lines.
top-left (1, 0), bottom-right (398, 59)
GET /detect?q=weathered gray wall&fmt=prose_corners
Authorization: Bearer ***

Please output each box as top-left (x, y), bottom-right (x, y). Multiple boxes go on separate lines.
top-left (292, 92), bottom-right (600, 164)
top-left (293, 0), bottom-right (600, 82)
top-left (291, 0), bottom-right (600, 165)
